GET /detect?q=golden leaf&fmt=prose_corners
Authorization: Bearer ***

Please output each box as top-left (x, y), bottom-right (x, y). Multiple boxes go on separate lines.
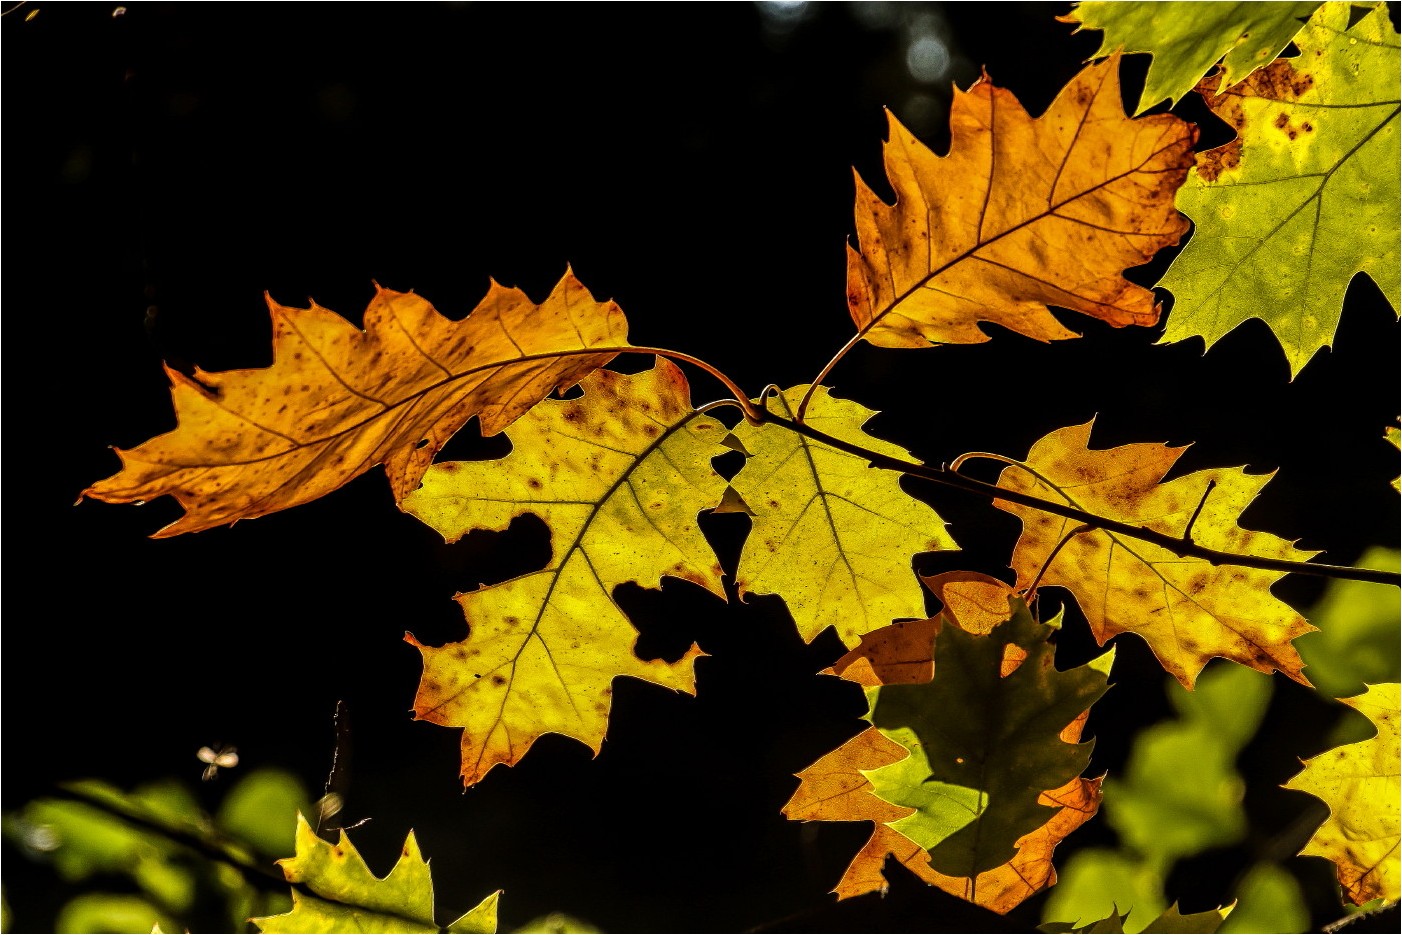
top-left (724, 385), bottom-right (955, 647)
top-left (401, 361), bottom-right (727, 787)
top-left (83, 270), bottom-right (632, 536)
top-left (993, 420), bottom-right (1316, 687)
top-left (1285, 683), bottom-right (1400, 904)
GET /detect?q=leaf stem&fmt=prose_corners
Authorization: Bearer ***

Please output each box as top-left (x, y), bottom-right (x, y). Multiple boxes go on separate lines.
top-left (753, 408), bottom-right (1400, 587)
top-left (795, 332), bottom-right (865, 423)
top-left (626, 347), bottom-right (764, 424)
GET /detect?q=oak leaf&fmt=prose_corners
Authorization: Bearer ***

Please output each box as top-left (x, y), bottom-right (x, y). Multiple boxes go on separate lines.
top-left (1061, 1), bottom-right (1320, 113)
top-left (782, 590), bottom-right (1108, 913)
top-left (992, 419), bottom-right (1316, 687)
top-left (1156, 2), bottom-right (1401, 376)
top-left (83, 271), bottom-right (632, 536)
top-left (401, 361), bottom-right (726, 787)
top-left (252, 814), bottom-right (499, 934)
top-left (1283, 683), bottom-right (1401, 904)
top-left (869, 601), bottom-right (1113, 878)
top-left (845, 55), bottom-right (1194, 350)
top-left (721, 385), bottom-right (954, 647)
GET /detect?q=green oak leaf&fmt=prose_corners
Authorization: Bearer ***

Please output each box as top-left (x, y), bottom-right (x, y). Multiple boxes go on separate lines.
top-left (252, 814), bottom-right (499, 934)
top-left (1297, 546), bottom-right (1401, 698)
top-left (1062, 1), bottom-right (1321, 113)
top-left (867, 599), bottom-right (1112, 876)
top-left (722, 385), bottom-right (955, 648)
top-left (1157, 1), bottom-right (1401, 376)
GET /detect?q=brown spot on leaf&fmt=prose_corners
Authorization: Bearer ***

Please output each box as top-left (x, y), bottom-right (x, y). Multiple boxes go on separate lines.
top-left (1195, 140), bottom-right (1242, 182)
top-left (490, 674), bottom-right (507, 686)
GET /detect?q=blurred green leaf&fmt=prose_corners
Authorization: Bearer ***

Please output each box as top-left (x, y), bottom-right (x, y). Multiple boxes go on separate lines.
top-left (1297, 547), bottom-right (1401, 699)
top-left (514, 912), bottom-right (600, 934)
top-left (1040, 848), bottom-right (1167, 933)
top-left (216, 768), bottom-right (312, 858)
top-left (54, 893), bottom-right (172, 935)
top-left (1105, 664), bottom-right (1272, 867)
top-left (1219, 863), bottom-right (1308, 934)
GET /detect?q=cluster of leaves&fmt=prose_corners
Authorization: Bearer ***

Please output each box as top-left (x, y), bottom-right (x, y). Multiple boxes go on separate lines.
top-left (58, 1), bottom-right (1400, 931)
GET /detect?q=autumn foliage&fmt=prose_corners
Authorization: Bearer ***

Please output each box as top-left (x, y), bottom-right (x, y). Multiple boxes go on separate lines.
top-left (65, 2), bottom-right (1400, 932)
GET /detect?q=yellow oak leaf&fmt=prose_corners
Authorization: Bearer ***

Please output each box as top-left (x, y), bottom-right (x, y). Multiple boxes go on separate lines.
top-left (992, 419), bottom-right (1316, 687)
top-left (1285, 683), bottom-right (1400, 905)
top-left (846, 54), bottom-right (1195, 351)
top-left (723, 385), bottom-right (955, 647)
top-left (252, 814), bottom-right (499, 933)
top-left (83, 270), bottom-right (632, 536)
top-left (401, 360), bottom-right (727, 787)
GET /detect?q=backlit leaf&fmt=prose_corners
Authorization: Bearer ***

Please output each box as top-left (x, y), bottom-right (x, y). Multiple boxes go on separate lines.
top-left (83, 270), bottom-right (632, 536)
top-left (992, 419), bottom-right (1316, 687)
top-left (724, 385), bottom-right (954, 647)
top-left (402, 361), bottom-right (725, 786)
top-left (252, 815), bottom-right (499, 934)
top-left (1061, 1), bottom-right (1320, 113)
top-left (846, 55), bottom-right (1194, 350)
top-left (253, 813), bottom-right (504, 930)
top-left (1284, 683), bottom-right (1401, 904)
top-left (1157, 2), bottom-right (1401, 376)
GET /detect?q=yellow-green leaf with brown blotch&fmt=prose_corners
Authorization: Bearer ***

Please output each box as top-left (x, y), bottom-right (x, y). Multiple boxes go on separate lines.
top-left (83, 270), bottom-right (632, 536)
top-left (401, 360), bottom-right (726, 787)
top-left (1060, 1), bottom-right (1321, 114)
top-left (721, 384), bottom-right (955, 647)
top-left (252, 814), bottom-right (499, 934)
top-left (846, 54), bottom-right (1194, 351)
top-left (1284, 683), bottom-right (1400, 905)
top-left (1156, 2), bottom-right (1401, 376)
top-left (783, 585), bottom-right (1107, 913)
top-left (991, 419), bottom-right (1317, 687)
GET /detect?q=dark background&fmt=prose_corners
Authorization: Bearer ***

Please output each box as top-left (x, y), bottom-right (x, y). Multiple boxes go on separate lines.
top-left (4, 2), bottom-right (1399, 932)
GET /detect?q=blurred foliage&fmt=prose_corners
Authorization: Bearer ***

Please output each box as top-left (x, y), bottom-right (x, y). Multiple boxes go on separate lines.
top-left (1042, 664), bottom-right (1304, 934)
top-left (1044, 544), bottom-right (1402, 934)
top-left (3, 769), bottom-right (306, 933)
top-left (1296, 547), bottom-right (1401, 701)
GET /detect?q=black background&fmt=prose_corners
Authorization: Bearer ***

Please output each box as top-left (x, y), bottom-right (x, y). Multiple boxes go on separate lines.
top-left (4, 2), bottom-right (1399, 933)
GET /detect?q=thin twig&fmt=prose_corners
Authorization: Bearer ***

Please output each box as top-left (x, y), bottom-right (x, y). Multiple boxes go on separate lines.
top-left (1183, 478), bottom-right (1217, 544)
top-left (753, 407), bottom-right (1400, 586)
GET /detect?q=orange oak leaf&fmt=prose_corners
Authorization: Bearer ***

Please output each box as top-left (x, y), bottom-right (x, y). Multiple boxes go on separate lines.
top-left (846, 54), bottom-right (1195, 350)
top-left (821, 572), bottom-right (1017, 688)
top-left (920, 571), bottom-right (1022, 635)
top-left (82, 270), bottom-right (632, 536)
top-left (992, 419), bottom-right (1317, 687)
